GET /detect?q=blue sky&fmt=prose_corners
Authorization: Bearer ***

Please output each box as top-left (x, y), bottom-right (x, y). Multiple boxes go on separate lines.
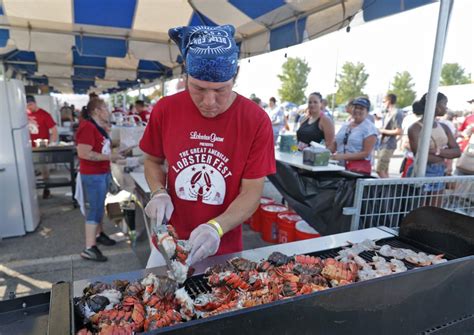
top-left (234, 0), bottom-right (473, 107)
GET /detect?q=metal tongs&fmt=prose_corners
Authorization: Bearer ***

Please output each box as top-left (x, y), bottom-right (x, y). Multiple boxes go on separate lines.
top-left (154, 217), bottom-right (174, 271)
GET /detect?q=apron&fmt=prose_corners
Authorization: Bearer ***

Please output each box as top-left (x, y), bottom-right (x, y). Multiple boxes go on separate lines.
top-left (74, 172), bottom-right (86, 216)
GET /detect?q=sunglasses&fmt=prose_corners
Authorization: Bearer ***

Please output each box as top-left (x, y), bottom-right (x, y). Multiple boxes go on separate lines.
top-left (343, 127), bottom-right (352, 146)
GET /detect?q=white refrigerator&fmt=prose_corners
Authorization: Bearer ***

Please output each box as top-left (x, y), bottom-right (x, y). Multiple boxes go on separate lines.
top-left (0, 79), bottom-right (40, 238)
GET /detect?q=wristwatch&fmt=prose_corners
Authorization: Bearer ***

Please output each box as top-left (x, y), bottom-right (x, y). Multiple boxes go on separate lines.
top-left (150, 186), bottom-right (167, 198)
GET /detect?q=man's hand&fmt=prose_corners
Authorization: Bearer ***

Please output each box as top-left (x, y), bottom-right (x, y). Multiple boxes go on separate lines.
top-left (144, 193), bottom-right (174, 225)
top-left (188, 224), bottom-right (220, 265)
top-left (110, 152), bottom-right (124, 162)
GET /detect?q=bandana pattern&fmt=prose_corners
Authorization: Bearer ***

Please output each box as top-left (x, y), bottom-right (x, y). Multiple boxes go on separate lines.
top-left (169, 25), bottom-right (238, 82)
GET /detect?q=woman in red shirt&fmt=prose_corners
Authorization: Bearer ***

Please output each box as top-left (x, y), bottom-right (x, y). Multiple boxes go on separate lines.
top-left (76, 99), bottom-right (122, 261)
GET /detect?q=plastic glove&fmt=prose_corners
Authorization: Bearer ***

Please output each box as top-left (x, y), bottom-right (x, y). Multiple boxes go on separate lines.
top-left (187, 224), bottom-right (221, 265)
top-left (144, 193), bottom-right (174, 225)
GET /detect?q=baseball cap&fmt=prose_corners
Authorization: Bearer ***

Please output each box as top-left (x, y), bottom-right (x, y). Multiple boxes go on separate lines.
top-left (26, 95), bottom-right (36, 103)
top-left (169, 25), bottom-right (239, 82)
top-left (352, 97), bottom-right (371, 110)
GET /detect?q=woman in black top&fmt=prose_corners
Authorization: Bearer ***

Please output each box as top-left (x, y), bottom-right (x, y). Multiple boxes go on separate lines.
top-left (296, 92), bottom-right (335, 149)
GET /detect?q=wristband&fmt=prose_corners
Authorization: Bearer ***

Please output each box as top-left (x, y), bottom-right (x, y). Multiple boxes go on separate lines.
top-left (150, 187), bottom-right (167, 198)
top-left (207, 219), bottom-right (224, 238)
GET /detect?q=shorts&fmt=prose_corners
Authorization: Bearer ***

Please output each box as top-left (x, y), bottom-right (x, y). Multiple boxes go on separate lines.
top-left (376, 148), bottom-right (395, 172)
top-left (82, 173), bottom-right (110, 224)
top-left (407, 162), bottom-right (445, 192)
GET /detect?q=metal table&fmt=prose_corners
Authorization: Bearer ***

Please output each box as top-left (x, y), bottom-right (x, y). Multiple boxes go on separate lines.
top-left (129, 171), bottom-right (154, 251)
top-left (275, 150), bottom-right (344, 172)
top-left (31, 145), bottom-right (76, 205)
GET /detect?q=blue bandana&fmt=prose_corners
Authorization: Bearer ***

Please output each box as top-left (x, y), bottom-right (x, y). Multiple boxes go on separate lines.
top-left (169, 25), bottom-right (238, 83)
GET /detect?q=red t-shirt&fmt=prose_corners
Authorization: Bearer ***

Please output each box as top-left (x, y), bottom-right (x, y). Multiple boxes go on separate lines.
top-left (140, 91), bottom-right (276, 255)
top-left (139, 110), bottom-right (150, 123)
top-left (459, 114), bottom-right (474, 151)
top-left (27, 108), bottom-right (56, 147)
top-left (76, 120), bottom-right (111, 174)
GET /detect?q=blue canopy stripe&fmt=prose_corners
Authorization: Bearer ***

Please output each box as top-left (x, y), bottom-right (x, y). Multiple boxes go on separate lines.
top-left (74, 0), bottom-right (137, 29)
top-left (229, 0), bottom-right (286, 19)
top-left (0, 28), bottom-right (8, 47)
top-left (270, 17), bottom-right (307, 51)
top-left (0, 0), bottom-right (435, 93)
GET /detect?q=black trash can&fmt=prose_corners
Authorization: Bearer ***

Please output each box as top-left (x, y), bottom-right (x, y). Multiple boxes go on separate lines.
top-left (268, 161), bottom-right (372, 235)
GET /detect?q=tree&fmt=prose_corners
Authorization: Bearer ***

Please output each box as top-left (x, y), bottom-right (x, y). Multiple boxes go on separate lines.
top-left (389, 71), bottom-right (416, 108)
top-left (335, 62), bottom-right (369, 104)
top-left (277, 57), bottom-right (311, 105)
top-left (440, 63), bottom-right (471, 86)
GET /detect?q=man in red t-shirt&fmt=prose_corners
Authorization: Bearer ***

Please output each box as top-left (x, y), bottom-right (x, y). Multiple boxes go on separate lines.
top-left (27, 95), bottom-right (58, 198)
top-left (140, 25), bottom-right (276, 268)
top-left (459, 99), bottom-right (474, 152)
top-left (135, 100), bottom-right (150, 123)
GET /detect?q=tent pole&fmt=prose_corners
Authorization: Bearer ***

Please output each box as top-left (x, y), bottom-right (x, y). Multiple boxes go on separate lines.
top-left (122, 92), bottom-right (127, 112)
top-left (161, 78), bottom-right (165, 97)
top-left (412, 0), bottom-right (453, 177)
top-left (0, 61), bottom-right (5, 79)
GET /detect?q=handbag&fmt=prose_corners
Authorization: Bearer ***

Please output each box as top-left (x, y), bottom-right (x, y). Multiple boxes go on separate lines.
top-left (342, 124), bottom-right (372, 175)
top-left (345, 160), bottom-right (372, 175)
top-left (456, 134), bottom-right (474, 174)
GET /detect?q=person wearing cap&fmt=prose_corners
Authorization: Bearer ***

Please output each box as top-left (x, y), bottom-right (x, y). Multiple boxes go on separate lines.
top-left (139, 25), bottom-right (276, 268)
top-left (329, 97), bottom-right (378, 175)
top-left (376, 94), bottom-right (404, 178)
top-left (26, 95), bottom-right (58, 198)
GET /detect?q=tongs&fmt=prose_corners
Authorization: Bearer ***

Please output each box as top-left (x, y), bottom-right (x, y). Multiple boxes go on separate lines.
top-left (153, 217), bottom-right (174, 271)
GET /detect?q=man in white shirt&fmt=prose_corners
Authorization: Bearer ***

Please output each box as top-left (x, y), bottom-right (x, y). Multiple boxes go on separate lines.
top-left (266, 97), bottom-right (285, 144)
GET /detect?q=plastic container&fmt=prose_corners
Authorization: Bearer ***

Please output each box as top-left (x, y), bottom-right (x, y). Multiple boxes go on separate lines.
top-left (277, 212), bottom-right (302, 243)
top-left (261, 204), bottom-right (288, 243)
top-left (295, 220), bottom-right (321, 240)
top-left (249, 197), bottom-right (275, 232)
top-left (279, 133), bottom-right (297, 153)
top-left (302, 146), bottom-right (330, 166)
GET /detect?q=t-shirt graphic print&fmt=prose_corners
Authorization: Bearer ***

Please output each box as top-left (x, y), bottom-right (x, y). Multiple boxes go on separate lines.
top-left (172, 144), bottom-right (232, 205)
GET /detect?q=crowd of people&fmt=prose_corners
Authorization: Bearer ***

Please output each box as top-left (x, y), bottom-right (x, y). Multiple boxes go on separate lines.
top-left (252, 90), bottom-right (473, 179)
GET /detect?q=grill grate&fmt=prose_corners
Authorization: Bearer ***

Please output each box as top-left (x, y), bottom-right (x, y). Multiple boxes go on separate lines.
top-left (421, 314), bottom-right (474, 334)
top-left (183, 274), bottom-right (212, 300)
top-left (183, 238), bottom-right (452, 298)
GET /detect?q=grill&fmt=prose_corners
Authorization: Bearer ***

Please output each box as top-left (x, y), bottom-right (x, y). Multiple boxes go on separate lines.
top-left (2, 208), bottom-right (473, 334)
top-left (181, 237), bottom-right (455, 301)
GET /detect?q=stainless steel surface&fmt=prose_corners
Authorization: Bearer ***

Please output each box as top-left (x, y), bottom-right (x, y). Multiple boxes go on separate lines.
top-left (73, 227), bottom-right (394, 297)
top-left (130, 171), bottom-right (150, 194)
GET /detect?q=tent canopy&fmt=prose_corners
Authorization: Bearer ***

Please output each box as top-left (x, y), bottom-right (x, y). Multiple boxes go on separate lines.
top-left (0, 0), bottom-right (434, 94)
